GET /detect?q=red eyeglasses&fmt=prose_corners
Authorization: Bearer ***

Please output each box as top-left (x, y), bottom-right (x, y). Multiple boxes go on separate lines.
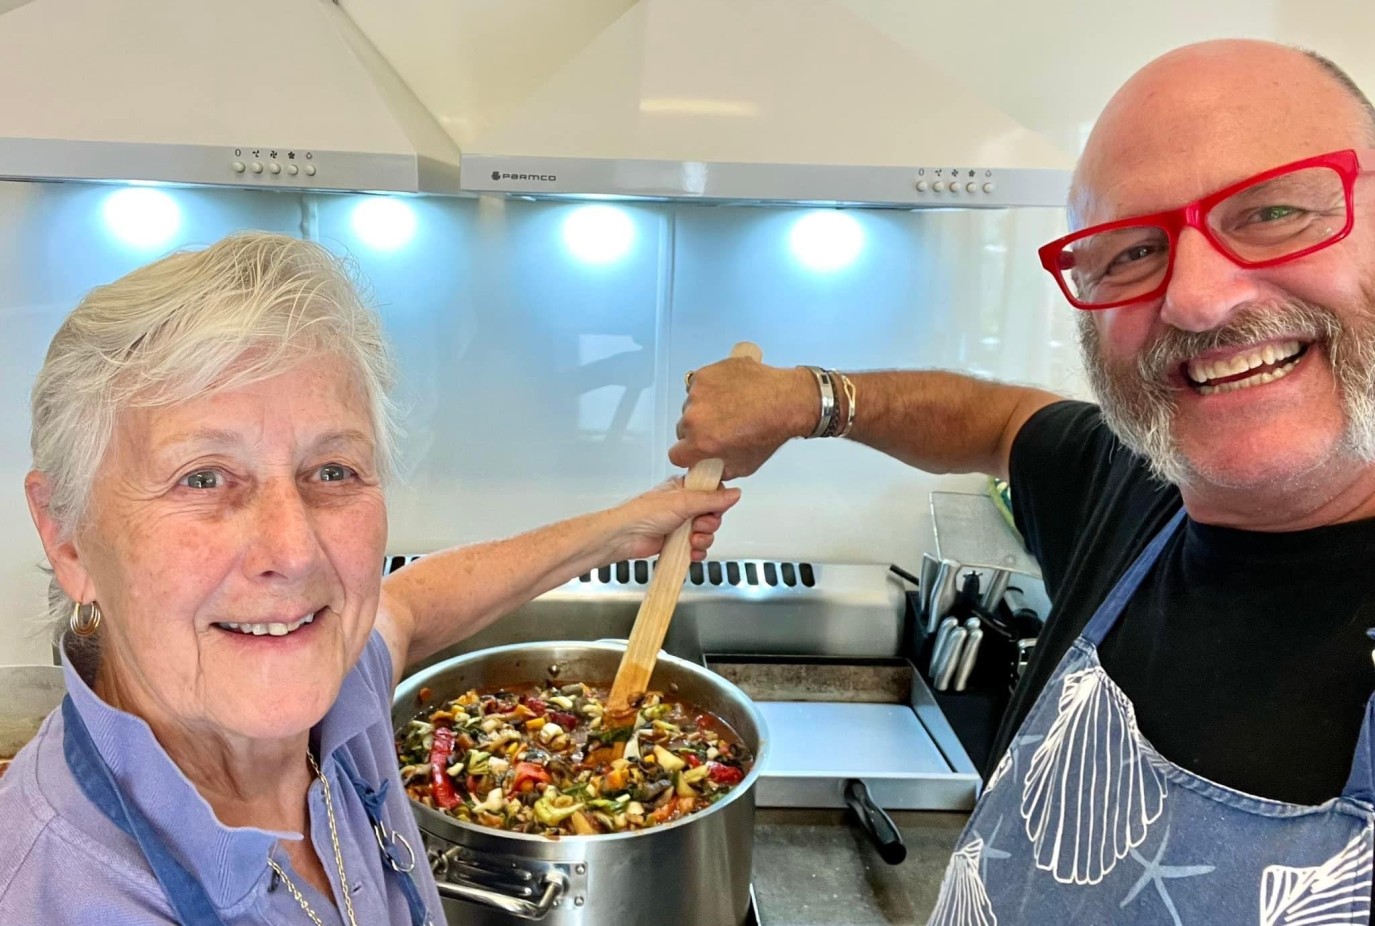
top-left (1038, 148), bottom-right (1375, 310)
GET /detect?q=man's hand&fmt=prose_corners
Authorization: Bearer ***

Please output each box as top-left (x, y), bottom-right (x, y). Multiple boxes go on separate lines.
top-left (606, 479), bottom-right (741, 563)
top-left (670, 358), bottom-right (817, 479)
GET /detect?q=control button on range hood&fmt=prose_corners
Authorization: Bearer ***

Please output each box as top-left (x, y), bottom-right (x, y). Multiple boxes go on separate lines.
top-left (0, 0), bottom-right (461, 193)
top-left (448, 0), bottom-right (1072, 206)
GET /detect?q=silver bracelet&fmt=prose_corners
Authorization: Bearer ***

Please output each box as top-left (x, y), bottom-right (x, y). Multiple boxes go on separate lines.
top-left (802, 366), bottom-right (837, 439)
top-left (836, 371), bottom-right (857, 438)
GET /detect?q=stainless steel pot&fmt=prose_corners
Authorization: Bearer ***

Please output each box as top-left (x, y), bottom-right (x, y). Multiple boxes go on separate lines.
top-left (392, 642), bottom-right (768, 926)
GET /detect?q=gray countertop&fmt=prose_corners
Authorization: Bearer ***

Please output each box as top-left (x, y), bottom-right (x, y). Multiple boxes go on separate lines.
top-left (752, 809), bottom-right (969, 926)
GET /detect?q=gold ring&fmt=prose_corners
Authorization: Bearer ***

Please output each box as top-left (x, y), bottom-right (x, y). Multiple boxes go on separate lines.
top-left (684, 370), bottom-right (695, 391)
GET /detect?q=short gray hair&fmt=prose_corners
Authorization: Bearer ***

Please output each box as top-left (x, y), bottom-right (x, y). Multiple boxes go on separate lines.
top-left (31, 231), bottom-right (400, 542)
top-left (1298, 47), bottom-right (1375, 145)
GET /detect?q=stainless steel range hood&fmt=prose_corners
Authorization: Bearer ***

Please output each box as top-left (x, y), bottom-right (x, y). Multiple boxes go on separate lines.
top-left (441, 0), bottom-right (1073, 207)
top-left (0, 0), bottom-right (462, 194)
top-left (0, 0), bottom-right (1072, 207)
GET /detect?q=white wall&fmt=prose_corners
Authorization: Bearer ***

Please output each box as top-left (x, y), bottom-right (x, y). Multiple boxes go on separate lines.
top-left (842, 0), bottom-right (1375, 159)
top-left (5, 0), bottom-right (1374, 665)
top-left (0, 183), bottom-right (1080, 665)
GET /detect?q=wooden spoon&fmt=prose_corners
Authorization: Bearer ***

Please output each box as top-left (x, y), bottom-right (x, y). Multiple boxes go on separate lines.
top-left (605, 341), bottom-right (763, 718)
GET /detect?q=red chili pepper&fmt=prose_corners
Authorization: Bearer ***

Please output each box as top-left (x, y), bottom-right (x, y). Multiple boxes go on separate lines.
top-left (510, 761), bottom-right (553, 793)
top-left (685, 753), bottom-right (703, 768)
top-left (429, 726), bottom-right (460, 810)
top-left (547, 710), bottom-right (579, 731)
top-left (520, 695), bottom-right (547, 716)
top-left (706, 762), bottom-right (744, 785)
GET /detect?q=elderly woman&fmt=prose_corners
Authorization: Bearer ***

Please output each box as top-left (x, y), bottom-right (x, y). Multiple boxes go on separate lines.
top-left (0, 232), bottom-right (738, 924)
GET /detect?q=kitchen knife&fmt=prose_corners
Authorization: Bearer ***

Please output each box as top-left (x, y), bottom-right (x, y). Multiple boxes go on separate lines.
top-left (918, 553), bottom-right (941, 625)
top-left (928, 616), bottom-right (958, 678)
top-left (935, 626), bottom-right (968, 691)
top-left (926, 559), bottom-right (961, 635)
top-left (953, 620), bottom-right (983, 692)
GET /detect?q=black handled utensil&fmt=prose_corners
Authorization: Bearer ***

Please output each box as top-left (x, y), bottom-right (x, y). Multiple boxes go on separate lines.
top-left (844, 779), bottom-right (907, 865)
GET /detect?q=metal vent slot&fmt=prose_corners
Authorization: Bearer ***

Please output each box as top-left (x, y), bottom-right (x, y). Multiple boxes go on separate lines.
top-left (383, 554), bottom-right (424, 576)
top-left (394, 554), bottom-right (820, 586)
top-left (568, 559), bottom-right (816, 588)
top-left (385, 554), bottom-right (817, 588)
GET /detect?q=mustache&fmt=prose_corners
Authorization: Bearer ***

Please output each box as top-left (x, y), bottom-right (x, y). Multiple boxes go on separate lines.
top-left (1135, 300), bottom-right (1342, 383)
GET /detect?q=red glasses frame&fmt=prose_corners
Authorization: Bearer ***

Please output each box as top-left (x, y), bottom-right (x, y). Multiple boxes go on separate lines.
top-left (1038, 148), bottom-right (1375, 310)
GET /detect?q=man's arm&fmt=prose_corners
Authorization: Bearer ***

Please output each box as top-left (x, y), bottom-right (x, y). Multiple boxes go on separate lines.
top-left (373, 483), bottom-right (739, 683)
top-left (670, 360), bottom-right (1063, 481)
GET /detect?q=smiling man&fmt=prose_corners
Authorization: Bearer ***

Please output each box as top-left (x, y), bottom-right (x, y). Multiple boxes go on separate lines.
top-left (671, 39), bottom-right (1375, 923)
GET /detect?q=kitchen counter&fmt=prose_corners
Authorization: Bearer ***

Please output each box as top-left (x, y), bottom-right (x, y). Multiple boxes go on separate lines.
top-left (752, 809), bottom-right (968, 925)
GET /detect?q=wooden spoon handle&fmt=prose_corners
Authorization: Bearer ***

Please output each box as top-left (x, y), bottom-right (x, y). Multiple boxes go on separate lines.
top-left (606, 341), bottom-right (762, 714)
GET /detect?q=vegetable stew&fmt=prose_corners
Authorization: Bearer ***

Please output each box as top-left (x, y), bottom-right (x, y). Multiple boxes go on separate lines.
top-left (397, 681), bottom-right (753, 837)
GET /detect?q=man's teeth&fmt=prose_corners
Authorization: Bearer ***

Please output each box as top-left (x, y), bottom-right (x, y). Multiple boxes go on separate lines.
top-left (216, 612), bottom-right (316, 637)
top-left (1188, 340), bottom-right (1305, 395)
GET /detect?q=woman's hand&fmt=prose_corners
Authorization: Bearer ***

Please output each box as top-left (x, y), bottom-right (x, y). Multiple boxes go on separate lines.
top-left (378, 480), bottom-right (742, 676)
top-left (604, 479), bottom-right (742, 564)
top-left (669, 359), bottom-right (817, 479)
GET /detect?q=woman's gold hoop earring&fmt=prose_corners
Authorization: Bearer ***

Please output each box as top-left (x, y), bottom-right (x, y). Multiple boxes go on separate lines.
top-left (70, 600), bottom-right (102, 637)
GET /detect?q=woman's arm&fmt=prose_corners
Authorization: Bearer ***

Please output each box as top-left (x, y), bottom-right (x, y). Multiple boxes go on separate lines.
top-left (373, 482), bottom-right (740, 682)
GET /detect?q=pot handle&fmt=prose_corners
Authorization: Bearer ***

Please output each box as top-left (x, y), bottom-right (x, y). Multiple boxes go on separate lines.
top-left (431, 860), bottom-right (567, 920)
top-left (844, 778), bottom-right (907, 865)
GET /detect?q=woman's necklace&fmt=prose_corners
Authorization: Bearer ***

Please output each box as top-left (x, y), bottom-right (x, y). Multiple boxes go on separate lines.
top-left (267, 751), bottom-right (360, 926)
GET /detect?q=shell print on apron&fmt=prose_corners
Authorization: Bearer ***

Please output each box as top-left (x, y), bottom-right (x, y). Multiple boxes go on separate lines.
top-left (928, 510), bottom-right (1375, 925)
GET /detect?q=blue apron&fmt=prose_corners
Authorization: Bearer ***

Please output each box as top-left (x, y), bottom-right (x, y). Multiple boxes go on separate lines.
top-left (929, 510), bottom-right (1375, 925)
top-left (61, 696), bottom-right (434, 926)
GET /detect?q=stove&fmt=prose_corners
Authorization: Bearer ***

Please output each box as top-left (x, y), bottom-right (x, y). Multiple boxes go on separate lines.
top-left (391, 554), bottom-right (911, 664)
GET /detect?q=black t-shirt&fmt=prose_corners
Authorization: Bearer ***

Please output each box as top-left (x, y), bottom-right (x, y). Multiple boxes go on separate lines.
top-left (995, 399), bottom-right (1375, 806)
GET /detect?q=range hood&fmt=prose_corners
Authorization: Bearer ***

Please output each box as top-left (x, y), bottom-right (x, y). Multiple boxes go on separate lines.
top-left (0, 0), bottom-right (462, 194)
top-left (443, 0), bottom-right (1074, 207)
top-left (0, 0), bottom-right (1073, 208)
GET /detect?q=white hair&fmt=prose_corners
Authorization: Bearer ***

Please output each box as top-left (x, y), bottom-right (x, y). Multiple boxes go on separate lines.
top-left (31, 231), bottom-right (400, 630)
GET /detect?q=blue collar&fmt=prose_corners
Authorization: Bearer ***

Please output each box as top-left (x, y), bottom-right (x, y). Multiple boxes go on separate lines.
top-left (60, 632), bottom-right (381, 911)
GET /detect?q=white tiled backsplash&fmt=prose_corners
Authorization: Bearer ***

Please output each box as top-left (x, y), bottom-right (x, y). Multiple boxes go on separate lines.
top-left (0, 180), bottom-right (1087, 664)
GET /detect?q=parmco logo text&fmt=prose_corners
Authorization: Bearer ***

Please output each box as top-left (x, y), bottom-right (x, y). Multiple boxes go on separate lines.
top-left (490, 171), bottom-right (557, 182)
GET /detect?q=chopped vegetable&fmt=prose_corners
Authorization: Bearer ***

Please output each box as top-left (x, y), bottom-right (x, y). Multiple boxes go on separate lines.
top-left (534, 796), bottom-right (585, 826)
top-left (466, 749), bottom-right (491, 776)
top-left (398, 680), bottom-right (752, 836)
top-left (511, 761), bottom-right (553, 794)
top-left (429, 726), bottom-right (461, 811)
top-left (653, 744), bottom-right (686, 773)
top-left (548, 710), bottom-right (579, 730)
top-left (570, 810), bottom-right (598, 835)
top-left (707, 762), bottom-right (744, 785)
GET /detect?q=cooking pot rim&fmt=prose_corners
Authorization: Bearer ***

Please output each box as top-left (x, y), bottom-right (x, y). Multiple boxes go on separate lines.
top-left (393, 640), bottom-right (769, 844)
